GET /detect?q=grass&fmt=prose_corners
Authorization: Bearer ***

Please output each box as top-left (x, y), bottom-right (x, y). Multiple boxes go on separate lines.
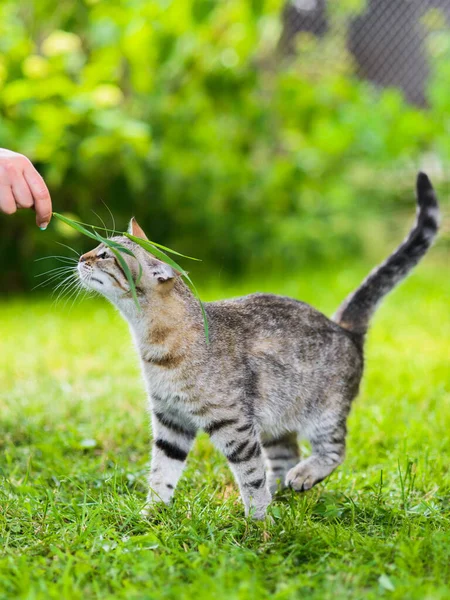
top-left (0, 256), bottom-right (449, 600)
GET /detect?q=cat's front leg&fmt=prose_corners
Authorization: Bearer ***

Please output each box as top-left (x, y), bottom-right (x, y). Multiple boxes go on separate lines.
top-left (206, 419), bottom-right (272, 520)
top-left (143, 411), bottom-right (197, 514)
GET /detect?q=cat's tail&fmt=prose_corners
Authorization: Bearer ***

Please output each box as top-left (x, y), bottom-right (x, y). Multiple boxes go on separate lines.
top-left (333, 172), bottom-right (439, 336)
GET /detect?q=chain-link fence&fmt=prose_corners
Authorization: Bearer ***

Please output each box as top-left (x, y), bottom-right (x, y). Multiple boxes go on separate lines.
top-left (279, 0), bottom-right (450, 107)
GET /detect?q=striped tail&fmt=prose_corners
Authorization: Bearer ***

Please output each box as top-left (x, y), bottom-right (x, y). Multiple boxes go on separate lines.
top-left (334, 172), bottom-right (439, 335)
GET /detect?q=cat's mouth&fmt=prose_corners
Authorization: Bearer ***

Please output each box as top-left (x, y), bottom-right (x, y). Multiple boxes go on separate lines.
top-left (77, 263), bottom-right (128, 296)
top-left (77, 263), bottom-right (101, 289)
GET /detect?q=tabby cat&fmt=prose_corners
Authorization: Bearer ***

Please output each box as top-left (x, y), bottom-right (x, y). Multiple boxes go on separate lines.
top-left (77, 173), bottom-right (439, 519)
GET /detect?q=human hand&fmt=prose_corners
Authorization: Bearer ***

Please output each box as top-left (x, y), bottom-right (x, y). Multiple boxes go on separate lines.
top-left (0, 148), bottom-right (52, 229)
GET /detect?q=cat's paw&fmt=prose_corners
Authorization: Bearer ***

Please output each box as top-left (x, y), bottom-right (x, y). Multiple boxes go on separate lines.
top-left (140, 501), bottom-right (159, 519)
top-left (140, 504), bottom-right (153, 518)
top-left (285, 458), bottom-right (324, 492)
top-left (140, 499), bottom-right (170, 522)
top-left (245, 488), bottom-right (272, 520)
top-left (248, 506), bottom-right (268, 520)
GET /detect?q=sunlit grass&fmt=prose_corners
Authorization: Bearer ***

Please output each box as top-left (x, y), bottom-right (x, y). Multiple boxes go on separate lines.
top-left (0, 258), bottom-right (449, 599)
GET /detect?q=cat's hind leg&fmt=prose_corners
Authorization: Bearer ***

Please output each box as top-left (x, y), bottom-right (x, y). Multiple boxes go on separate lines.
top-left (262, 432), bottom-right (300, 494)
top-left (285, 410), bottom-right (347, 492)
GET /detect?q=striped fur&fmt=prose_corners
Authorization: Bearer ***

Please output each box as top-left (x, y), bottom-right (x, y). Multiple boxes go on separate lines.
top-left (262, 432), bottom-right (300, 493)
top-left (77, 174), bottom-right (440, 519)
top-left (334, 173), bottom-right (439, 334)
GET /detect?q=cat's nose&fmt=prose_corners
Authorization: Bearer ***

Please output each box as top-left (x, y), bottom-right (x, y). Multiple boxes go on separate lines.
top-left (79, 249), bottom-right (97, 263)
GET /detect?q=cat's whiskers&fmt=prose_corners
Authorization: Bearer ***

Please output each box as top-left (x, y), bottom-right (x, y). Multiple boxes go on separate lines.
top-left (55, 242), bottom-right (80, 257)
top-left (53, 281), bottom-right (79, 308)
top-left (35, 255), bottom-right (78, 264)
top-left (52, 273), bottom-right (77, 297)
top-left (66, 278), bottom-right (89, 312)
top-left (32, 266), bottom-right (76, 291)
top-left (92, 209), bottom-right (116, 238)
top-left (51, 271), bottom-right (79, 304)
top-left (58, 267), bottom-right (96, 309)
top-left (33, 254), bottom-right (80, 292)
top-left (35, 265), bottom-right (75, 279)
top-left (102, 200), bottom-right (116, 235)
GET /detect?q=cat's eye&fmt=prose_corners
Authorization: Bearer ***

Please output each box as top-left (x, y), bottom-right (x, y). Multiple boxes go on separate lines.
top-left (97, 251), bottom-right (108, 259)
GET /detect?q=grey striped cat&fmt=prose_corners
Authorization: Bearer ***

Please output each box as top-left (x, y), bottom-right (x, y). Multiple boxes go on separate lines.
top-left (78, 173), bottom-right (439, 519)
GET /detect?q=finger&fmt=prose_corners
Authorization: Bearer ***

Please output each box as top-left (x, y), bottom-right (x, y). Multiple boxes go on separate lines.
top-left (23, 164), bottom-right (52, 229)
top-left (0, 184), bottom-right (17, 215)
top-left (11, 170), bottom-right (34, 209)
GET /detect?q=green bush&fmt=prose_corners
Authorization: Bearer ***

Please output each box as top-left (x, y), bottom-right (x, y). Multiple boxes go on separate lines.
top-left (0, 0), bottom-right (449, 290)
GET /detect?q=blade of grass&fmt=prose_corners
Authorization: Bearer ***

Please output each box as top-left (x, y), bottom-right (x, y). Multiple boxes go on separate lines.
top-left (110, 248), bottom-right (140, 309)
top-left (51, 214), bottom-right (207, 339)
top-left (139, 240), bottom-right (201, 262)
top-left (99, 237), bottom-right (135, 257)
top-left (124, 234), bottom-right (188, 275)
top-left (184, 273), bottom-right (210, 344)
top-left (126, 234), bottom-right (209, 343)
top-left (96, 233), bottom-right (142, 304)
top-left (54, 214), bottom-right (200, 261)
top-left (52, 213), bottom-right (102, 243)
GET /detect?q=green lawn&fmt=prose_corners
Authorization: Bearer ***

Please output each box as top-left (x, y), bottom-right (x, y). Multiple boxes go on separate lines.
top-left (0, 257), bottom-right (449, 600)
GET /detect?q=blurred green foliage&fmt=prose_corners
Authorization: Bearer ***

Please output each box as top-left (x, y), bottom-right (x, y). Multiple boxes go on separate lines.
top-left (0, 0), bottom-right (449, 290)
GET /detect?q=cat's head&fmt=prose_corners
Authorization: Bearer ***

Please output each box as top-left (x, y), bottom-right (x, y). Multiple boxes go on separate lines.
top-left (77, 218), bottom-right (177, 312)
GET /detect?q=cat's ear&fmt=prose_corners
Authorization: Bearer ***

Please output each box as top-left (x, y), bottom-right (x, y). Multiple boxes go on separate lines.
top-left (128, 217), bottom-right (148, 240)
top-left (151, 262), bottom-right (175, 284)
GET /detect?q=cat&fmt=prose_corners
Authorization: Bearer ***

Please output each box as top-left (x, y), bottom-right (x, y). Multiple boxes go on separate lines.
top-left (77, 173), bottom-right (439, 519)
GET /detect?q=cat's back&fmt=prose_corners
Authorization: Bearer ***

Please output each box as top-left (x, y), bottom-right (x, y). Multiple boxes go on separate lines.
top-left (206, 292), bottom-right (362, 365)
top-left (207, 292), bottom-right (343, 339)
